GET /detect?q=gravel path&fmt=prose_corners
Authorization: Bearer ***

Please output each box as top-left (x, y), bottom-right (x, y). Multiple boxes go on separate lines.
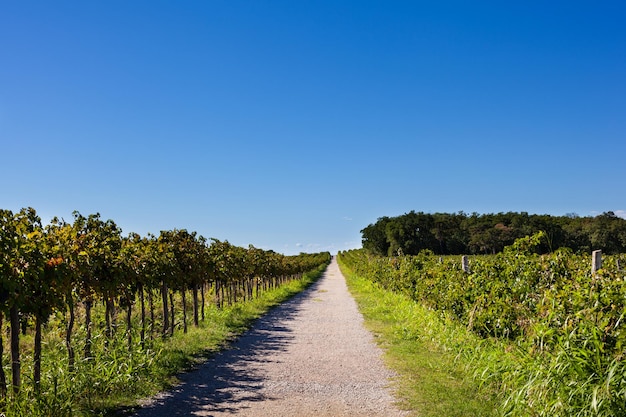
top-left (132, 257), bottom-right (408, 417)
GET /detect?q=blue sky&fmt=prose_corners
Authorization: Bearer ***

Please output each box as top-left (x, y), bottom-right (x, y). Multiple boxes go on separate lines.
top-left (2, 1), bottom-right (625, 254)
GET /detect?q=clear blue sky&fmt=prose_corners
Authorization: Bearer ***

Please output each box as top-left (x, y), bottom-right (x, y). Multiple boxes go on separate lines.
top-left (2, 1), bottom-right (625, 254)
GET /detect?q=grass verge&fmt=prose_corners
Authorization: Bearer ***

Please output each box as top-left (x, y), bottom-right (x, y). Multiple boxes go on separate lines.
top-left (2, 265), bottom-right (325, 417)
top-left (338, 258), bottom-right (500, 417)
top-left (106, 266), bottom-right (327, 416)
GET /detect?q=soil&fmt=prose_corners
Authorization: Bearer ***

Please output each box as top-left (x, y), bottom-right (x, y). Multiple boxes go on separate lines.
top-left (131, 257), bottom-right (409, 417)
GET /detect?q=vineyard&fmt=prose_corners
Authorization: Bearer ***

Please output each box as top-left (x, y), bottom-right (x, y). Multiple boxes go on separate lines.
top-left (339, 233), bottom-right (626, 416)
top-left (0, 207), bottom-right (330, 415)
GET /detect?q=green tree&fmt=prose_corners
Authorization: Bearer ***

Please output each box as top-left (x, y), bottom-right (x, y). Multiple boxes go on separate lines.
top-left (361, 216), bottom-right (391, 256)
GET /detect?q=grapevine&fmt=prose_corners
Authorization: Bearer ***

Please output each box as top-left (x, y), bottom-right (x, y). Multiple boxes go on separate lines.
top-left (339, 234), bottom-right (626, 416)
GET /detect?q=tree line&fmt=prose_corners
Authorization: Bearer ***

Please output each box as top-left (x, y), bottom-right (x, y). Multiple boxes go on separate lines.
top-left (0, 207), bottom-right (330, 398)
top-left (361, 210), bottom-right (626, 256)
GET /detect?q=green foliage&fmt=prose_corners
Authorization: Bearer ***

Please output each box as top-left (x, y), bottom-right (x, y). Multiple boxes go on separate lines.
top-left (0, 206), bottom-right (331, 415)
top-left (339, 240), bottom-right (626, 416)
top-left (339, 258), bottom-right (498, 416)
top-left (361, 210), bottom-right (626, 256)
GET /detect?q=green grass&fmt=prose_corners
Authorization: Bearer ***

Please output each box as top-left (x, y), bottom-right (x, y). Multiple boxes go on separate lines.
top-left (2, 265), bottom-right (327, 417)
top-left (339, 259), bottom-right (500, 417)
top-left (339, 249), bottom-right (626, 416)
top-left (109, 267), bottom-right (327, 416)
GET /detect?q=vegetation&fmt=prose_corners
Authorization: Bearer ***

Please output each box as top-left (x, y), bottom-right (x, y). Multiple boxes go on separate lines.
top-left (338, 257), bottom-right (498, 417)
top-left (339, 237), bottom-right (626, 416)
top-left (361, 211), bottom-right (626, 256)
top-left (0, 206), bottom-right (330, 416)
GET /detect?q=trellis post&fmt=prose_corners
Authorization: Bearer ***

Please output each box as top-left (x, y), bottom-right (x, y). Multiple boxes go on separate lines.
top-left (592, 250), bottom-right (602, 274)
top-left (462, 255), bottom-right (469, 273)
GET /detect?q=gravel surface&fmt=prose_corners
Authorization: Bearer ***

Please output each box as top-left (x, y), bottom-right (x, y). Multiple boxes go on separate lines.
top-left (132, 257), bottom-right (408, 417)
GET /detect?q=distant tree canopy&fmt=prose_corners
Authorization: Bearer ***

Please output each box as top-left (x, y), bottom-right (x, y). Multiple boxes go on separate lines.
top-left (361, 211), bottom-right (626, 256)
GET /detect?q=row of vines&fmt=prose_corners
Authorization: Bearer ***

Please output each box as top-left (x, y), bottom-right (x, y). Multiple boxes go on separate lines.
top-left (339, 232), bottom-right (625, 416)
top-left (0, 207), bottom-right (330, 414)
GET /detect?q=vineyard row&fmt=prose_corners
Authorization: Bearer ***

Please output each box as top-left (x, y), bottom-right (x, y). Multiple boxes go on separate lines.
top-left (0, 207), bottom-right (331, 405)
top-left (339, 233), bottom-right (626, 416)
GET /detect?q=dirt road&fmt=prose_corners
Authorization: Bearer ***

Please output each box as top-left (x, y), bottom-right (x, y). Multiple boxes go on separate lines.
top-left (132, 257), bottom-right (408, 417)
